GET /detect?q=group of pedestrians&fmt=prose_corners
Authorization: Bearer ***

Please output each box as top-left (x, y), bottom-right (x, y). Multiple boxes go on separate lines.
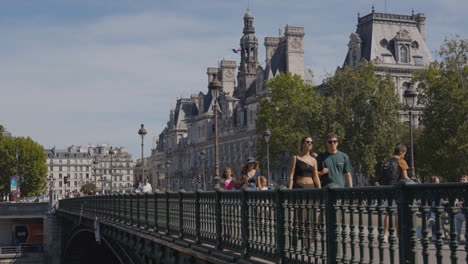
top-left (131, 178), bottom-right (153, 193)
top-left (288, 133), bottom-right (352, 190)
top-left (220, 157), bottom-right (268, 190)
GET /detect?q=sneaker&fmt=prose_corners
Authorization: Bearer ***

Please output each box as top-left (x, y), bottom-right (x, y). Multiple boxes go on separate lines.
top-left (383, 235), bottom-right (388, 243)
top-left (427, 218), bottom-right (435, 228)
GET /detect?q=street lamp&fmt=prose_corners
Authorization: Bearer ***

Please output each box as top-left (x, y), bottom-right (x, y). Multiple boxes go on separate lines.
top-left (263, 127), bottom-right (271, 186)
top-left (109, 147), bottom-right (115, 194)
top-left (208, 73), bottom-right (222, 189)
top-left (200, 149), bottom-right (206, 191)
top-left (165, 159), bottom-right (171, 191)
top-left (403, 85), bottom-right (417, 181)
top-left (138, 124), bottom-right (147, 183)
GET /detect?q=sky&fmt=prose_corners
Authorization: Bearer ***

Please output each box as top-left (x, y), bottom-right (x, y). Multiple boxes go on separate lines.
top-left (1, 0), bottom-right (467, 159)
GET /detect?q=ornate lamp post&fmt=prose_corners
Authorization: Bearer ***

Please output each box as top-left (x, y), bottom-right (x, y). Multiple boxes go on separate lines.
top-left (109, 147), bottom-right (115, 194)
top-left (403, 86), bottom-right (417, 180)
top-left (263, 127), bottom-right (272, 186)
top-left (165, 159), bottom-right (171, 191)
top-left (138, 124), bottom-right (147, 183)
top-left (200, 149), bottom-right (206, 191)
top-left (208, 74), bottom-right (222, 189)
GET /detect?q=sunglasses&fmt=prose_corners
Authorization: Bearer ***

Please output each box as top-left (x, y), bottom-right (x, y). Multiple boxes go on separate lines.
top-left (327, 140), bottom-right (338, 144)
top-left (305, 141), bottom-right (313, 144)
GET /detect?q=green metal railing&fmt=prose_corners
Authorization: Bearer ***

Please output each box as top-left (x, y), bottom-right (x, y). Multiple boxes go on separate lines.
top-left (59, 182), bottom-right (468, 264)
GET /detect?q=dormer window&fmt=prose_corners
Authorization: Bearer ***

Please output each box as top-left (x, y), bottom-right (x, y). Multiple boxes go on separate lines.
top-left (400, 46), bottom-right (408, 63)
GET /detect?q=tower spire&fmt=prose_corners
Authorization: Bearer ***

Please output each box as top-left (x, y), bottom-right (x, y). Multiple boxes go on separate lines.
top-left (236, 9), bottom-right (259, 96)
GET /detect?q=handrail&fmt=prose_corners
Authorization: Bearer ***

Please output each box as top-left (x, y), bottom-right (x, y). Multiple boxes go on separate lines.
top-left (58, 182), bottom-right (468, 263)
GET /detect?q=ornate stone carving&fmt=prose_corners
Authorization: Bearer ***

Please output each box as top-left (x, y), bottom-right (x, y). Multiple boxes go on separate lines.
top-left (225, 69), bottom-right (234, 79)
top-left (291, 37), bottom-right (302, 49)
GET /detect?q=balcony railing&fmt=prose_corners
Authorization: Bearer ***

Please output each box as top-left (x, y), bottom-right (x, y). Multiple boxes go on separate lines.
top-left (58, 182), bottom-right (468, 263)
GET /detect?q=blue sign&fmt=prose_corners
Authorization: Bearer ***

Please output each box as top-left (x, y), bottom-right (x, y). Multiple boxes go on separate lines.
top-left (10, 177), bottom-right (17, 192)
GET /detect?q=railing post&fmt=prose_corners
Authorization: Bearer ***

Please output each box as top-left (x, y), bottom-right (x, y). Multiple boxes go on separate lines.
top-left (137, 194), bottom-right (141, 228)
top-left (325, 186), bottom-right (341, 264)
top-left (241, 189), bottom-right (249, 258)
top-left (165, 191), bottom-right (170, 235)
top-left (215, 188), bottom-right (222, 251)
top-left (129, 194), bottom-right (134, 226)
top-left (154, 193), bottom-right (158, 232)
top-left (179, 191), bottom-right (184, 239)
top-left (144, 193), bottom-right (149, 230)
top-left (275, 186), bottom-right (286, 263)
top-left (397, 181), bottom-right (417, 263)
top-left (195, 190), bottom-right (201, 244)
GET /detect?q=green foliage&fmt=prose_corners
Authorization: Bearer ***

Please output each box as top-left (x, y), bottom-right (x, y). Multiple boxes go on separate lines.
top-left (256, 63), bottom-right (404, 180)
top-left (81, 183), bottom-right (97, 194)
top-left (0, 136), bottom-right (48, 197)
top-left (322, 63), bottom-right (405, 179)
top-left (413, 37), bottom-right (468, 181)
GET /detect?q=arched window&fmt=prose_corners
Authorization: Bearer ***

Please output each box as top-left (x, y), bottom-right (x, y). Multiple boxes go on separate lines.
top-left (400, 46), bottom-right (408, 63)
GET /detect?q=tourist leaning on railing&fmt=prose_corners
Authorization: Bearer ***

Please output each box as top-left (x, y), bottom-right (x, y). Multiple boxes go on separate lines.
top-left (220, 167), bottom-right (236, 190)
top-left (235, 158), bottom-right (260, 190)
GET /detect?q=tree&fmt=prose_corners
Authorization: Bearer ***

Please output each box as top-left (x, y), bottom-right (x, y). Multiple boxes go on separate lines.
top-left (413, 37), bottom-right (468, 181)
top-left (81, 183), bottom-right (97, 195)
top-left (256, 72), bottom-right (328, 164)
top-left (321, 63), bottom-right (405, 180)
top-left (256, 63), bottom-right (404, 182)
top-left (0, 136), bottom-right (48, 198)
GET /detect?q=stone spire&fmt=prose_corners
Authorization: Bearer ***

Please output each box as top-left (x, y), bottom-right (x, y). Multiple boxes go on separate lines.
top-left (236, 9), bottom-right (259, 96)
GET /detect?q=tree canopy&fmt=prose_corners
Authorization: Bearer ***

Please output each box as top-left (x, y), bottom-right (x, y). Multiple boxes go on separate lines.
top-left (256, 63), bottom-right (404, 181)
top-left (0, 134), bottom-right (48, 198)
top-left (413, 37), bottom-right (468, 181)
top-left (81, 183), bottom-right (97, 195)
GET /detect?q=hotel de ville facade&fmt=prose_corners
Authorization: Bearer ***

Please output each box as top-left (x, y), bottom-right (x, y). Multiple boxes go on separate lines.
top-left (146, 8), bottom-right (432, 191)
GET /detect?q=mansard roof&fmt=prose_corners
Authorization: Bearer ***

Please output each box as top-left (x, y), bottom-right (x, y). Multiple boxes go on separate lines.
top-left (174, 98), bottom-right (198, 129)
top-left (269, 40), bottom-right (287, 76)
top-left (344, 10), bottom-right (433, 67)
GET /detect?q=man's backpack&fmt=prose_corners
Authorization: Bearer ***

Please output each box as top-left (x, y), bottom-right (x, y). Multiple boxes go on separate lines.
top-left (380, 157), bottom-right (399, 185)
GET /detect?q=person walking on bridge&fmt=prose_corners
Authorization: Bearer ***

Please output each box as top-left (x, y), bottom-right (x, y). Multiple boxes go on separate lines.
top-left (316, 133), bottom-right (353, 188)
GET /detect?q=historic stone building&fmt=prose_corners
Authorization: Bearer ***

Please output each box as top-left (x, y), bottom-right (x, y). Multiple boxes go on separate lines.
top-left (45, 144), bottom-right (135, 196)
top-left (150, 8), bottom-right (433, 190)
top-left (343, 8), bottom-right (432, 126)
top-left (150, 10), bottom-right (314, 191)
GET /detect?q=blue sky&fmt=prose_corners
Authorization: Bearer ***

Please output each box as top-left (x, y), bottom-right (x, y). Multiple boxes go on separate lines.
top-left (1, 0), bottom-right (466, 159)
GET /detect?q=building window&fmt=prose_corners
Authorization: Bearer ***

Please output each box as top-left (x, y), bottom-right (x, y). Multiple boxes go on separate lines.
top-left (59, 181), bottom-right (62, 187)
top-left (414, 56), bottom-right (423, 66)
top-left (74, 181), bottom-right (77, 187)
top-left (59, 173), bottom-right (62, 179)
top-left (382, 55), bottom-right (393, 64)
top-left (86, 173), bottom-right (89, 178)
top-left (59, 166), bottom-right (62, 171)
top-left (400, 46), bottom-right (408, 63)
top-left (59, 160), bottom-right (62, 164)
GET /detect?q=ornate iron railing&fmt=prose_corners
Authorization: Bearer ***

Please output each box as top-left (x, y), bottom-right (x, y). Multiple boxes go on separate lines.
top-left (58, 182), bottom-right (468, 263)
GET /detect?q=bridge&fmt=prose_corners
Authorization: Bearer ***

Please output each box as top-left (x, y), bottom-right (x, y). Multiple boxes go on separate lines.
top-left (57, 182), bottom-right (468, 264)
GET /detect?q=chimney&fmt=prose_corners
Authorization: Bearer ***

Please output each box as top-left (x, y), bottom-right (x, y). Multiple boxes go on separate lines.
top-left (415, 13), bottom-right (426, 40)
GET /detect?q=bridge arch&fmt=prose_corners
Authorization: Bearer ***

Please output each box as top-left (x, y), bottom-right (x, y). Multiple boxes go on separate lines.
top-left (63, 227), bottom-right (142, 264)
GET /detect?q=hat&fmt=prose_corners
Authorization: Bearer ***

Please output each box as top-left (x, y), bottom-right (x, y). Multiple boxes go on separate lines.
top-left (243, 157), bottom-right (259, 169)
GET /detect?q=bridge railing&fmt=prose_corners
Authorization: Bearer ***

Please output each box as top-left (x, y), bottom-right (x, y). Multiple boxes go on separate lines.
top-left (59, 182), bottom-right (468, 264)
